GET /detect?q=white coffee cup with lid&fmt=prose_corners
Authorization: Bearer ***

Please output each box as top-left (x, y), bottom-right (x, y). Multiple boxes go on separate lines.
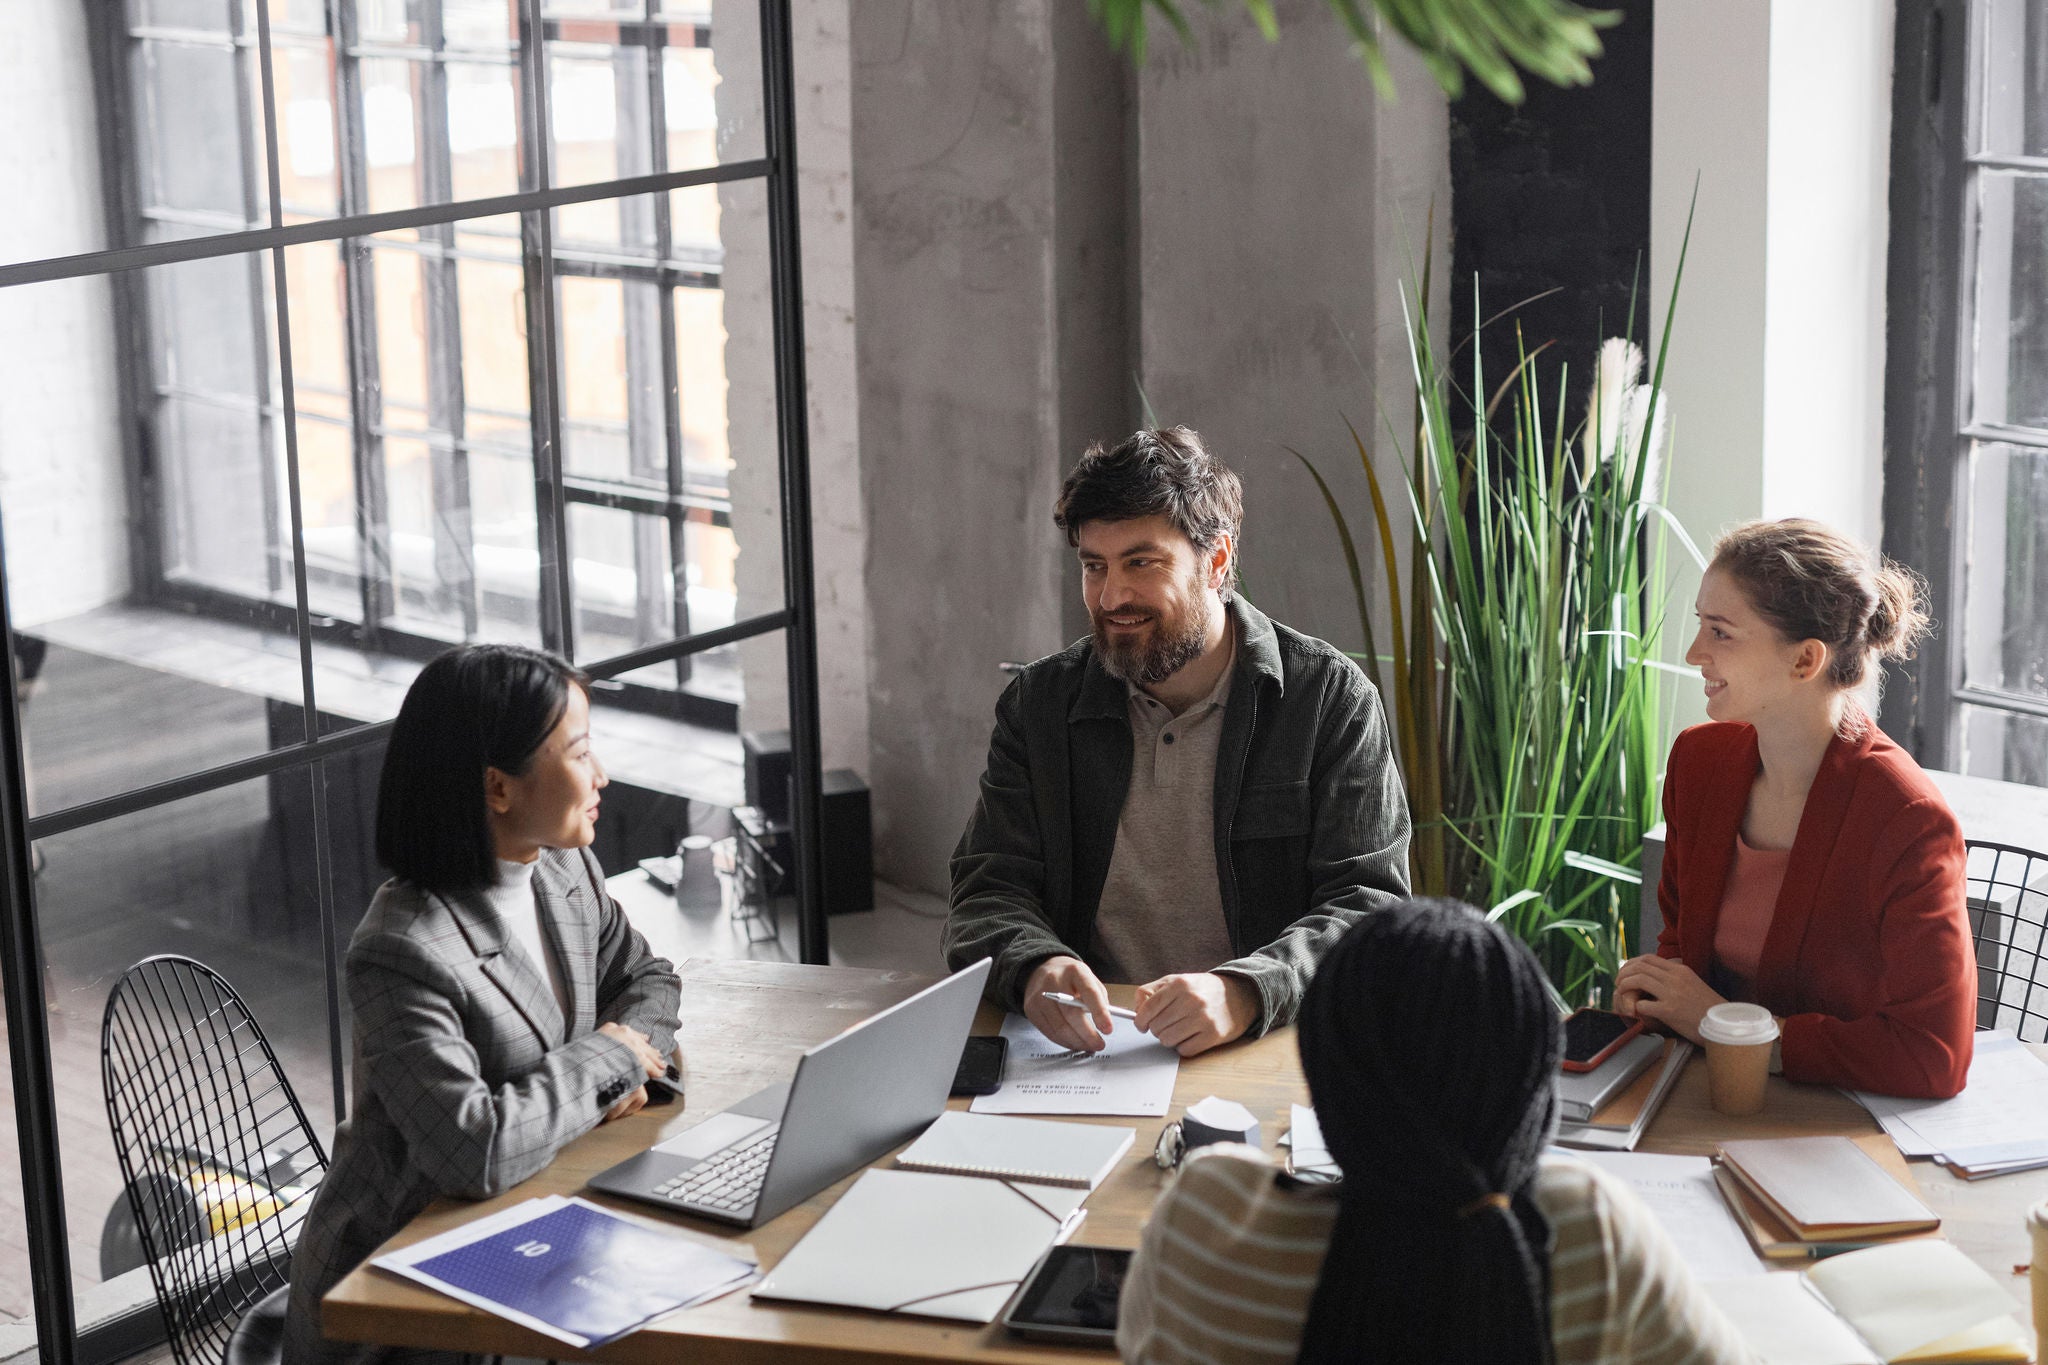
top-left (1698, 1002), bottom-right (1779, 1115)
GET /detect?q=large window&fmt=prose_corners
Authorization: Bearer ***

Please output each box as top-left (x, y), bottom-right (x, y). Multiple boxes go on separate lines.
top-left (0, 2), bottom-right (822, 1360)
top-left (123, 0), bottom-right (763, 717)
top-left (1886, 0), bottom-right (2048, 785)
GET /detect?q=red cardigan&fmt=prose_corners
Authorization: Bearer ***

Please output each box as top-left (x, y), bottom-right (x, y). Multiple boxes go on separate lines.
top-left (1656, 721), bottom-right (1974, 1098)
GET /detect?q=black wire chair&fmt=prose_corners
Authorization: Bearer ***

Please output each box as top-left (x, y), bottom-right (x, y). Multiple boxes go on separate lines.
top-left (100, 955), bottom-right (329, 1365)
top-left (1965, 840), bottom-right (2048, 1042)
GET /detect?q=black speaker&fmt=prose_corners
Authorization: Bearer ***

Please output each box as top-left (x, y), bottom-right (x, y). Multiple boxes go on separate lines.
top-left (742, 728), bottom-right (793, 823)
top-left (816, 768), bottom-right (873, 917)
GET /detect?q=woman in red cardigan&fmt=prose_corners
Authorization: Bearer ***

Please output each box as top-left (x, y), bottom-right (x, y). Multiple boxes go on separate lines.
top-left (1613, 519), bottom-right (1974, 1099)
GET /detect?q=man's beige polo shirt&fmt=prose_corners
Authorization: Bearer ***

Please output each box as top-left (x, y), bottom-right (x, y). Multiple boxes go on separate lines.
top-left (1088, 627), bottom-right (1238, 984)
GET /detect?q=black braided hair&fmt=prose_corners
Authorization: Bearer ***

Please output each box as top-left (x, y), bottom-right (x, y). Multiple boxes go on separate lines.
top-left (1295, 899), bottom-right (1562, 1365)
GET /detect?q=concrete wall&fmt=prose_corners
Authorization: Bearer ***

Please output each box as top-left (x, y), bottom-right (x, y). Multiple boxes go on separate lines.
top-left (1651, 0), bottom-right (1897, 732)
top-left (843, 0), bottom-right (1449, 892)
top-left (1133, 0), bottom-right (1449, 654)
top-left (0, 6), bottom-right (130, 629)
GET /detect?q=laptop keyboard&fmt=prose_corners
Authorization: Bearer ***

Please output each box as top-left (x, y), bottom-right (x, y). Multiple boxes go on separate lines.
top-left (651, 1127), bottom-right (779, 1213)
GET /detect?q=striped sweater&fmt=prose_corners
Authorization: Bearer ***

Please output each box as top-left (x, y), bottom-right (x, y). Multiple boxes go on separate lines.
top-left (1117, 1148), bottom-right (1760, 1365)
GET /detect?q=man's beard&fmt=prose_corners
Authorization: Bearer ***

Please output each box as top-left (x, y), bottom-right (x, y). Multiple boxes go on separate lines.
top-left (1093, 586), bottom-right (1213, 686)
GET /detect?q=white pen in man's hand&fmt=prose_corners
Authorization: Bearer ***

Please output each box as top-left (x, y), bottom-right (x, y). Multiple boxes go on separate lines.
top-left (1041, 990), bottom-right (1139, 1021)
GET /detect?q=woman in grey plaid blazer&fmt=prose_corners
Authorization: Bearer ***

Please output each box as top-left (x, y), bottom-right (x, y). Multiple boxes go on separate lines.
top-left (284, 645), bottom-right (682, 1365)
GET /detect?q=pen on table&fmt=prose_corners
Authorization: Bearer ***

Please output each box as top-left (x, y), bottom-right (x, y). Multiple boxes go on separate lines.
top-left (1040, 990), bottom-right (1139, 1021)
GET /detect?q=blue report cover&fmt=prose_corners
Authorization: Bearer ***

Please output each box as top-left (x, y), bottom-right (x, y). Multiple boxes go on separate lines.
top-left (404, 1198), bottom-right (753, 1347)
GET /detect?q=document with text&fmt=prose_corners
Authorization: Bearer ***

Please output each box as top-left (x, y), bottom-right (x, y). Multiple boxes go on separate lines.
top-left (969, 1013), bottom-right (1181, 1116)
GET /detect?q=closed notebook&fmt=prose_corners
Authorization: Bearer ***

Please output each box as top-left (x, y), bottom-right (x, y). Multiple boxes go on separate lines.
top-left (1557, 1033), bottom-right (1664, 1123)
top-left (751, 1168), bottom-right (1089, 1323)
top-left (1703, 1239), bottom-right (2026, 1364)
top-left (1717, 1137), bottom-right (1939, 1242)
top-left (1715, 1135), bottom-right (1939, 1259)
top-left (895, 1112), bottom-right (1135, 1190)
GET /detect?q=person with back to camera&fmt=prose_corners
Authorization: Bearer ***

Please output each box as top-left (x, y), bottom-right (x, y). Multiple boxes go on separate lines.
top-left (284, 644), bottom-right (680, 1365)
top-left (1613, 518), bottom-right (1974, 1099)
top-left (1117, 899), bottom-right (1760, 1365)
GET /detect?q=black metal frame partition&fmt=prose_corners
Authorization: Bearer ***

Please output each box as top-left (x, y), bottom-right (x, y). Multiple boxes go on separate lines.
top-left (0, 4), bottom-right (827, 1362)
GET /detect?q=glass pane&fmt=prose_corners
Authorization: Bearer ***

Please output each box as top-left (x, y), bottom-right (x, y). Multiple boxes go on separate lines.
top-left (276, 41), bottom-right (340, 217)
top-left (134, 37), bottom-right (263, 225)
top-left (36, 769), bottom-right (332, 1301)
top-left (545, 7), bottom-right (763, 202)
top-left (295, 417), bottom-right (366, 622)
top-left (560, 275), bottom-right (662, 482)
top-left (1963, 442), bottom-right (2048, 704)
top-left (1980, 0), bottom-right (2048, 158)
top-left (360, 55), bottom-right (522, 217)
top-left (702, 177), bottom-right (783, 618)
top-left (369, 244), bottom-right (431, 424)
top-left (1970, 171), bottom-right (2048, 429)
top-left (1958, 703), bottom-right (2048, 787)
top-left (570, 503), bottom-right (674, 659)
top-left (132, 0), bottom-right (231, 27)
top-left (269, 0), bottom-right (330, 36)
top-left (151, 237), bottom-right (265, 400)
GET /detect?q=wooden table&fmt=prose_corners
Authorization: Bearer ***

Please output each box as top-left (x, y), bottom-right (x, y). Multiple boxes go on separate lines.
top-left (322, 960), bottom-right (1305, 1364)
top-left (322, 961), bottom-right (2046, 1360)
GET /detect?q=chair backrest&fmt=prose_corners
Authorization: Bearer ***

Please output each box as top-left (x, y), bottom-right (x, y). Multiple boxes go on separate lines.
top-left (100, 956), bottom-right (328, 1365)
top-left (1965, 840), bottom-right (2048, 1042)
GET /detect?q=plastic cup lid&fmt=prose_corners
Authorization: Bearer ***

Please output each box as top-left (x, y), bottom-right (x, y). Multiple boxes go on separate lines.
top-left (1698, 1001), bottom-right (1779, 1046)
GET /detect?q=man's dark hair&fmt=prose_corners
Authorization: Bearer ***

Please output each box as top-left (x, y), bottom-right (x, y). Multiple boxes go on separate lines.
top-left (1053, 426), bottom-right (1244, 598)
top-left (375, 643), bottom-right (590, 897)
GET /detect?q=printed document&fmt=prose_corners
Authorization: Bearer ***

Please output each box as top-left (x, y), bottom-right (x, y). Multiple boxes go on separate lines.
top-left (1574, 1152), bottom-right (1765, 1282)
top-left (970, 1012), bottom-right (1180, 1116)
top-left (1850, 1031), bottom-right (2048, 1171)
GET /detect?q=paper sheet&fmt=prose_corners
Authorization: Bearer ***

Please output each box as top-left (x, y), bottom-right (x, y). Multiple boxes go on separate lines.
top-left (969, 1012), bottom-right (1181, 1116)
top-left (1574, 1152), bottom-right (1766, 1283)
top-left (1850, 1032), bottom-right (2048, 1169)
top-left (1287, 1104), bottom-right (1340, 1179)
top-left (1806, 1240), bottom-right (2021, 1362)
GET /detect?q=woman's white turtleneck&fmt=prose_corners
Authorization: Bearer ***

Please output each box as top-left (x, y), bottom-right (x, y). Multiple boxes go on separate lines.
top-left (485, 856), bottom-right (572, 1025)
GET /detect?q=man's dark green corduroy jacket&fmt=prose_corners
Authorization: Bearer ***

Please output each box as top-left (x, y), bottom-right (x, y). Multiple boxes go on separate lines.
top-left (943, 598), bottom-right (1412, 1037)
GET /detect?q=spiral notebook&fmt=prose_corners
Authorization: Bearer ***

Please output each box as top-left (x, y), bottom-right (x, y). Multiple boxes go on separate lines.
top-left (894, 1112), bottom-right (1135, 1190)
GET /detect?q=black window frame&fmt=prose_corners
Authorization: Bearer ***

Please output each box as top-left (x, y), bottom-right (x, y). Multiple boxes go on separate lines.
top-left (0, 3), bottom-right (828, 1362)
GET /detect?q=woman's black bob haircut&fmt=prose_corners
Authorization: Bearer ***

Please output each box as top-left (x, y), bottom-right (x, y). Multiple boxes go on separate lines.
top-left (376, 643), bottom-right (590, 897)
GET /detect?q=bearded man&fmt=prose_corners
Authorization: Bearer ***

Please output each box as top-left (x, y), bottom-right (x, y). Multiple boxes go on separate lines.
top-left (944, 427), bottom-right (1412, 1057)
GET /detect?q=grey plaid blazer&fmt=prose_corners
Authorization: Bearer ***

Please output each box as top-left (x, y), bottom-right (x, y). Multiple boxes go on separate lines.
top-left (283, 845), bottom-right (681, 1365)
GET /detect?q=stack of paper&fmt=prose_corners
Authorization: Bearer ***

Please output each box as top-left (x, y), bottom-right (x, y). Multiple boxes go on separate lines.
top-left (970, 1013), bottom-right (1181, 1116)
top-left (374, 1195), bottom-right (757, 1349)
top-left (1702, 1239), bottom-right (2028, 1363)
top-left (1847, 1031), bottom-right (2048, 1178)
top-left (1556, 1039), bottom-right (1693, 1152)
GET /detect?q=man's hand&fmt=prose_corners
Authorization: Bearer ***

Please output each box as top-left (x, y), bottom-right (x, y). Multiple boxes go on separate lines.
top-left (1612, 954), bottom-right (1726, 1045)
top-left (600, 1021), bottom-right (668, 1078)
top-left (1023, 956), bottom-right (1114, 1053)
top-left (602, 1084), bottom-right (649, 1122)
top-left (1133, 972), bottom-right (1257, 1057)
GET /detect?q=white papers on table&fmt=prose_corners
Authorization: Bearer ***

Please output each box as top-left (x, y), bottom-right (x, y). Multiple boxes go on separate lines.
top-left (1572, 1152), bottom-right (1766, 1283)
top-left (373, 1195), bottom-right (758, 1349)
top-left (1286, 1104), bottom-right (1340, 1180)
top-left (969, 1012), bottom-right (1181, 1116)
top-left (1848, 1030), bottom-right (2048, 1176)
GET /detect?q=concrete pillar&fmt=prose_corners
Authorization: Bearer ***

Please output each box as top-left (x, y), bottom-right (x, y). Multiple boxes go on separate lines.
top-left (1651, 0), bottom-right (1896, 728)
top-left (850, 2), bottom-right (1087, 889)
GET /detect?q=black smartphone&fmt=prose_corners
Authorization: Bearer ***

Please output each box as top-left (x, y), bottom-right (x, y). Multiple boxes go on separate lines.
top-left (1001, 1245), bottom-right (1131, 1345)
top-left (950, 1035), bottom-right (1008, 1097)
top-left (1560, 1007), bottom-right (1646, 1073)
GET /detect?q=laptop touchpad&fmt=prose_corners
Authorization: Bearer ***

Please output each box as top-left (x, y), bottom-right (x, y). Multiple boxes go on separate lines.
top-left (651, 1111), bottom-right (775, 1161)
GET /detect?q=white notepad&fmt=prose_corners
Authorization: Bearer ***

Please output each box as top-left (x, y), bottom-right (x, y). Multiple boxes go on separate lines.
top-left (896, 1112), bottom-right (1135, 1189)
top-left (751, 1168), bottom-right (1089, 1322)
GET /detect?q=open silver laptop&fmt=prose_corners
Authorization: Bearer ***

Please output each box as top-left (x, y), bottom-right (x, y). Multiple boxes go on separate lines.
top-left (589, 958), bottom-right (990, 1229)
